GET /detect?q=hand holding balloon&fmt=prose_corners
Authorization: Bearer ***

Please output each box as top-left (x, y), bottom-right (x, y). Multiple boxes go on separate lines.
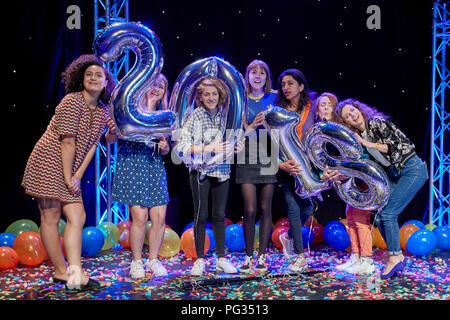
top-left (321, 165), bottom-right (346, 184)
top-left (246, 111), bottom-right (265, 132)
top-left (279, 159), bottom-right (303, 176)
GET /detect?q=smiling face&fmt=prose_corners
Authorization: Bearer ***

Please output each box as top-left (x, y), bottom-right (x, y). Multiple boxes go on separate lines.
top-left (83, 65), bottom-right (107, 95)
top-left (341, 104), bottom-right (365, 130)
top-left (280, 75), bottom-right (304, 103)
top-left (248, 66), bottom-right (267, 93)
top-left (146, 77), bottom-right (166, 102)
top-left (199, 85), bottom-right (220, 112)
top-left (317, 96), bottom-right (334, 121)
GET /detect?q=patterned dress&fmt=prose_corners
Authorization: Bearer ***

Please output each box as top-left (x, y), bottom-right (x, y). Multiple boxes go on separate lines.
top-left (111, 140), bottom-right (169, 208)
top-left (22, 92), bottom-right (109, 203)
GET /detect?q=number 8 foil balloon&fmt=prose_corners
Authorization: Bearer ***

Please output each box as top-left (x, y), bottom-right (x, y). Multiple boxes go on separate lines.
top-left (170, 56), bottom-right (246, 171)
top-left (93, 22), bottom-right (176, 143)
top-left (263, 106), bottom-right (330, 199)
top-left (305, 120), bottom-right (390, 211)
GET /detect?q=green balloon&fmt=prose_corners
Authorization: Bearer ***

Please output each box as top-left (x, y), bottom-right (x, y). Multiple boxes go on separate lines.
top-left (6, 219), bottom-right (39, 236)
top-left (144, 221), bottom-right (152, 245)
top-left (425, 223), bottom-right (437, 231)
top-left (98, 222), bottom-right (120, 250)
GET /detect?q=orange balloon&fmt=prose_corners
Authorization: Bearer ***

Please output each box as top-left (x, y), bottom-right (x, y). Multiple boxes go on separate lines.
top-left (118, 229), bottom-right (130, 248)
top-left (180, 228), bottom-right (209, 259)
top-left (271, 226), bottom-right (289, 250)
top-left (304, 216), bottom-right (319, 227)
top-left (339, 218), bottom-right (349, 231)
top-left (400, 224), bottom-right (420, 251)
top-left (371, 227), bottom-right (387, 249)
top-left (0, 247), bottom-right (19, 269)
top-left (13, 231), bottom-right (47, 266)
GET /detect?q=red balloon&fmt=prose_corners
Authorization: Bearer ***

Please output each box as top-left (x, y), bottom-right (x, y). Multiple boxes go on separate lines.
top-left (118, 229), bottom-right (131, 248)
top-left (311, 224), bottom-right (324, 244)
top-left (236, 220), bottom-right (244, 226)
top-left (274, 217), bottom-right (290, 229)
top-left (180, 228), bottom-right (209, 259)
top-left (60, 236), bottom-right (66, 257)
top-left (117, 221), bottom-right (132, 234)
top-left (0, 247), bottom-right (19, 269)
top-left (271, 226), bottom-right (289, 250)
top-left (225, 218), bottom-right (233, 227)
top-left (13, 231), bottom-right (47, 266)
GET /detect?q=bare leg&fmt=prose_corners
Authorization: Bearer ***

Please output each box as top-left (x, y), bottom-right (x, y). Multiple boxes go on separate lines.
top-left (37, 198), bottom-right (67, 280)
top-left (148, 205), bottom-right (167, 260)
top-left (62, 202), bottom-right (89, 286)
top-left (129, 205), bottom-right (149, 261)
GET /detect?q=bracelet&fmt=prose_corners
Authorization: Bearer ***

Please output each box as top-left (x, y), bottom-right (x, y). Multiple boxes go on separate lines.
top-left (375, 143), bottom-right (380, 151)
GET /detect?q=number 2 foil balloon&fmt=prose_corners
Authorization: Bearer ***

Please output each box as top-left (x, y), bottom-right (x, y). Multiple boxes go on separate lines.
top-left (170, 56), bottom-right (246, 171)
top-left (93, 22), bottom-right (176, 144)
top-left (263, 106), bottom-right (330, 199)
top-left (305, 120), bottom-right (390, 211)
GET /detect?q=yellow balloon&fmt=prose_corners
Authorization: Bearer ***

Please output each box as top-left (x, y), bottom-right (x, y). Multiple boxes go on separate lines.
top-left (158, 228), bottom-right (181, 258)
top-left (98, 222), bottom-right (120, 251)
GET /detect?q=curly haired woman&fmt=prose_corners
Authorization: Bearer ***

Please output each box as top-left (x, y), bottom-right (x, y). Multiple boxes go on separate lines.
top-left (22, 54), bottom-right (117, 290)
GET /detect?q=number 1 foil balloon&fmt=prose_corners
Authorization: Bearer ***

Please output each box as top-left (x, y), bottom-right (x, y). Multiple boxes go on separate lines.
top-left (305, 120), bottom-right (390, 211)
top-left (170, 56), bottom-right (246, 171)
top-left (263, 106), bottom-right (330, 199)
top-left (93, 22), bottom-right (176, 144)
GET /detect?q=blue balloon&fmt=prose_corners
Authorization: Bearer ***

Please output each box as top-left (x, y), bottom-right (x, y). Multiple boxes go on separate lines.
top-left (225, 224), bottom-right (245, 252)
top-left (406, 229), bottom-right (437, 256)
top-left (432, 226), bottom-right (450, 251)
top-left (81, 227), bottom-right (105, 257)
top-left (182, 222), bottom-right (195, 235)
top-left (0, 233), bottom-right (16, 248)
top-left (323, 221), bottom-right (346, 243)
top-left (327, 227), bottom-right (350, 251)
top-left (205, 228), bottom-right (216, 252)
top-left (401, 220), bottom-right (426, 230)
top-left (302, 226), bottom-right (314, 247)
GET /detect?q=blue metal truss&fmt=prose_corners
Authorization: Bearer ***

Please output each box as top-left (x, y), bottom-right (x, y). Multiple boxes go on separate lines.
top-left (429, 1), bottom-right (450, 226)
top-left (94, 0), bottom-right (129, 225)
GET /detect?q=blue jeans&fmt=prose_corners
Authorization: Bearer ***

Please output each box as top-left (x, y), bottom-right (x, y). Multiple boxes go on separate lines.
top-left (281, 183), bottom-right (314, 254)
top-left (375, 156), bottom-right (428, 255)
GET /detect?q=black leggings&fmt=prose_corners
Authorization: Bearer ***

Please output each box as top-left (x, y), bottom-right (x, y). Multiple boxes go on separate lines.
top-left (189, 171), bottom-right (229, 259)
top-left (241, 183), bottom-right (274, 256)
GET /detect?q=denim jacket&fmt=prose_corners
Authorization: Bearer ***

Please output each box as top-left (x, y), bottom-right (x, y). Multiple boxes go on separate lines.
top-left (365, 116), bottom-right (416, 171)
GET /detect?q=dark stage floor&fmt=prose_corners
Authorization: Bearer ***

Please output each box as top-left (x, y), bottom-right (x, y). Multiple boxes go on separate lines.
top-left (0, 244), bottom-right (448, 301)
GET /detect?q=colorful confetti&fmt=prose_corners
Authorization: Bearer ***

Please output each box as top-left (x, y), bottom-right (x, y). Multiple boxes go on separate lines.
top-left (0, 244), bottom-right (448, 300)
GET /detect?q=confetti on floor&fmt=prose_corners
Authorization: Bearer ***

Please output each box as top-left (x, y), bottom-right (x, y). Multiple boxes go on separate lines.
top-left (0, 244), bottom-right (448, 300)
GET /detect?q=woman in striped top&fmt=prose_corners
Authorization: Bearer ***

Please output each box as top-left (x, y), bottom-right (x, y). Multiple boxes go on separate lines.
top-left (21, 54), bottom-right (117, 290)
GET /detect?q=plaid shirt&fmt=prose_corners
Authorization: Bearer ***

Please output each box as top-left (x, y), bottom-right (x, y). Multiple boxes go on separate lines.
top-left (175, 106), bottom-right (230, 181)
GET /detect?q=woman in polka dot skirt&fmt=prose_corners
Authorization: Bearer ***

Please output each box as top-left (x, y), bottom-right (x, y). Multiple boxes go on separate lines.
top-left (110, 74), bottom-right (171, 278)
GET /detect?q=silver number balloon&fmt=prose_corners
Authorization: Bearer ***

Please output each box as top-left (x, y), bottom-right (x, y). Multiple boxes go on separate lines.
top-left (93, 22), bottom-right (176, 143)
top-left (305, 120), bottom-right (390, 211)
top-left (263, 106), bottom-right (330, 199)
top-left (170, 56), bottom-right (246, 171)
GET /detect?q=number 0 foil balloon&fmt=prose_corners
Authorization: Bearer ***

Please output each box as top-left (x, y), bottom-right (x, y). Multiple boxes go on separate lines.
top-left (263, 106), bottom-right (329, 199)
top-left (170, 56), bottom-right (246, 171)
top-left (305, 120), bottom-right (390, 211)
top-left (93, 22), bottom-right (176, 143)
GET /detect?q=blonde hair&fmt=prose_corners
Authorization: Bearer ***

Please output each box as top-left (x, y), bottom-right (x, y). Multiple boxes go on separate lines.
top-left (245, 60), bottom-right (272, 94)
top-left (194, 77), bottom-right (229, 111)
top-left (141, 73), bottom-right (169, 110)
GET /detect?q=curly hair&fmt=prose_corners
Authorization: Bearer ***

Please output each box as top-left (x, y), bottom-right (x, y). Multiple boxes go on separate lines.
top-left (335, 98), bottom-right (390, 127)
top-left (193, 76), bottom-right (230, 112)
top-left (61, 54), bottom-right (116, 105)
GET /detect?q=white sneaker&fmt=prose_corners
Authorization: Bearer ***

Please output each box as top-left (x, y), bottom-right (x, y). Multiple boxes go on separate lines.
top-left (147, 259), bottom-right (168, 276)
top-left (279, 232), bottom-right (296, 259)
top-left (290, 255), bottom-right (308, 273)
top-left (336, 254), bottom-right (360, 272)
top-left (255, 254), bottom-right (268, 273)
top-left (239, 255), bottom-right (253, 274)
top-left (190, 259), bottom-right (206, 276)
top-left (129, 260), bottom-right (145, 279)
top-left (347, 256), bottom-right (375, 274)
top-left (216, 257), bottom-right (237, 274)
